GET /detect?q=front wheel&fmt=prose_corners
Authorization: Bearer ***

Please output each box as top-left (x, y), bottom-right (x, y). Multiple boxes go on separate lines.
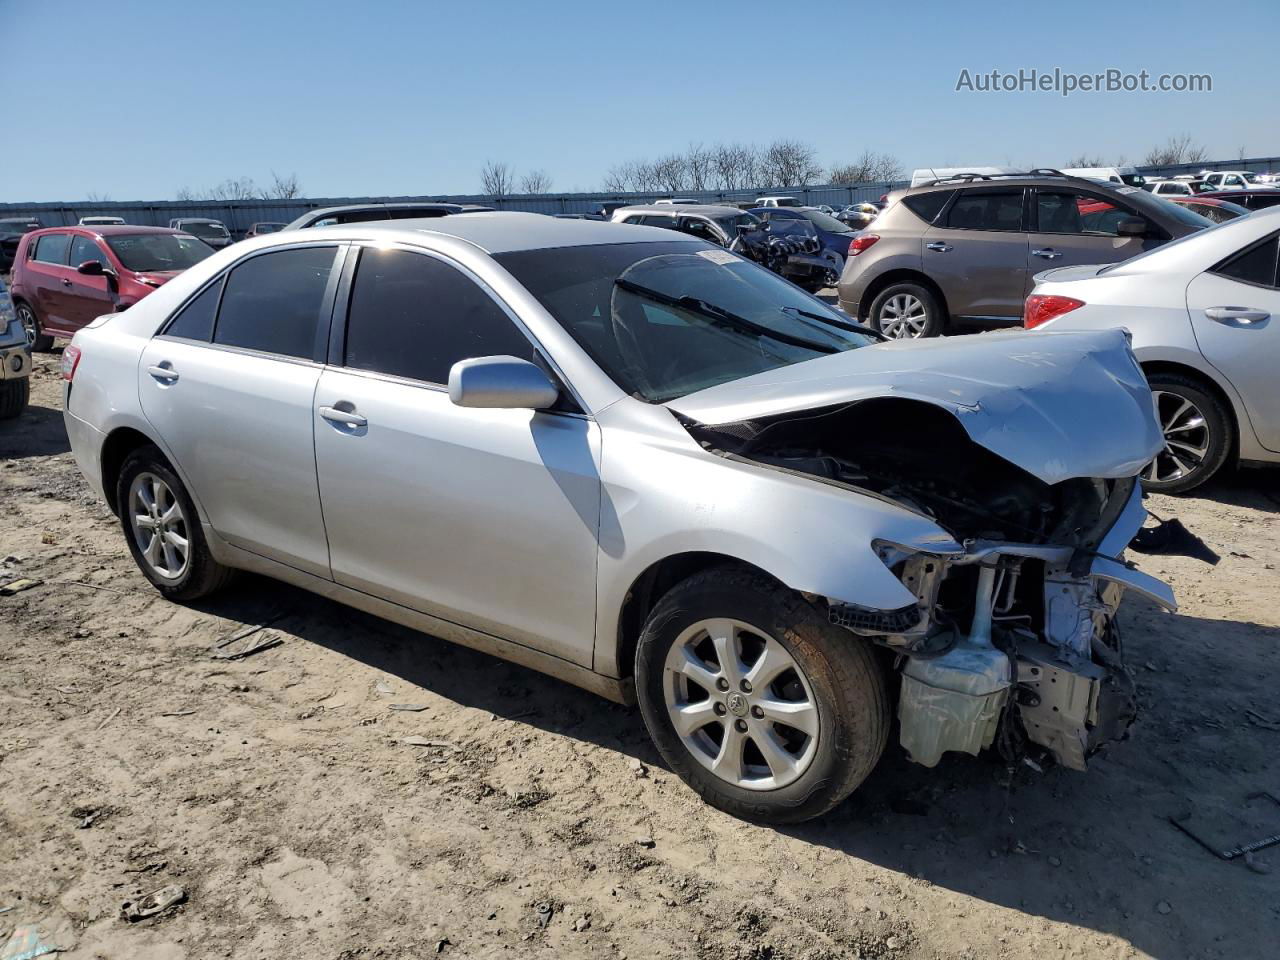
top-left (1141, 372), bottom-right (1232, 494)
top-left (117, 445), bottom-right (236, 600)
top-left (15, 302), bottom-right (53, 352)
top-left (635, 567), bottom-right (889, 824)
top-left (867, 282), bottom-right (944, 339)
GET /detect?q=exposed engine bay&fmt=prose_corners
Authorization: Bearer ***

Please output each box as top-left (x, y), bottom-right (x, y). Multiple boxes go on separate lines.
top-left (684, 398), bottom-right (1212, 772)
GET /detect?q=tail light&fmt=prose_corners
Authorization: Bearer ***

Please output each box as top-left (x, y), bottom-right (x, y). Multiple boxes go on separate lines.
top-left (849, 234), bottom-right (880, 256)
top-left (61, 344), bottom-right (82, 381)
top-left (1023, 294), bottom-right (1084, 329)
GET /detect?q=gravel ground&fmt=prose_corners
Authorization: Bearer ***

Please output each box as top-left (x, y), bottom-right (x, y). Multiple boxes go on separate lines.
top-left (1, 350), bottom-right (1278, 960)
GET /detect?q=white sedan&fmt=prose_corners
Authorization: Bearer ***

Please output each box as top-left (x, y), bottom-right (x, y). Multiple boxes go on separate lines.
top-left (1026, 206), bottom-right (1280, 491)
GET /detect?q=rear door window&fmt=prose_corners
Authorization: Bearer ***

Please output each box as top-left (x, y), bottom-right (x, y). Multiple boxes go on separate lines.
top-left (164, 278), bottom-right (224, 341)
top-left (943, 190), bottom-right (1024, 231)
top-left (902, 190), bottom-right (955, 224)
top-left (342, 247), bottom-right (536, 385)
top-left (1212, 235), bottom-right (1279, 289)
top-left (33, 233), bottom-right (71, 265)
top-left (213, 246), bottom-right (337, 359)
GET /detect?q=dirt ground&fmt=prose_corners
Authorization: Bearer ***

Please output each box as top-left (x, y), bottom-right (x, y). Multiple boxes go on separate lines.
top-left (1, 350), bottom-right (1278, 960)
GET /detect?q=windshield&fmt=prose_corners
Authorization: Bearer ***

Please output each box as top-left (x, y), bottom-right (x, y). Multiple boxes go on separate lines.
top-left (1156, 198), bottom-right (1216, 229)
top-left (495, 242), bottom-right (873, 402)
top-left (182, 221), bottom-right (229, 238)
top-left (1120, 174), bottom-right (1146, 187)
top-left (795, 209), bottom-right (851, 232)
top-left (254, 223), bottom-right (283, 233)
top-left (763, 217), bottom-right (818, 239)
top-left (106, 234), bottom-right (214, 272)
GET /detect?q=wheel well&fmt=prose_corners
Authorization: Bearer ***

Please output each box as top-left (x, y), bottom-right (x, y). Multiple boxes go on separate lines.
top-left (856, 269), bottom-right (949, 323)
top-left (1140, 360), bottom-right (1240, 463)
top-left (614, 553), bottom-right (785, 679)
top-left (100, 428), bottom-right (162, 516)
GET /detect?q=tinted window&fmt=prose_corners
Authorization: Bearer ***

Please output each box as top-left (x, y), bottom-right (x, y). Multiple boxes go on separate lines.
top-left (1213, 236), bottom-right (1279, 288)
top-left (945, 190), bottom-right (1023, 230)
top-left (1036, 192), bottom-right (1139, 236)
top-left (638, 215), bottom-right (676, 228)
top-left (33, 233), bottom-right (71, 264)
top-left (69, 236), bottom-right (108, 268)
top-left (1244, 194), bottom-right (1280, 210)
top-left (214, 247), bottom-right (336, 358)
top-left (902, 190), bottom-right (955, 224)
top-left (165, 278), bottom-right (223, 341)
top-left (343, 248), bottom-right (535, 384)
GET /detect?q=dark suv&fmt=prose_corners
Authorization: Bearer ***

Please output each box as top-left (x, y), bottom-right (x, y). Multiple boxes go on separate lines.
top-left (836, 171), bottom-right (1213, 338)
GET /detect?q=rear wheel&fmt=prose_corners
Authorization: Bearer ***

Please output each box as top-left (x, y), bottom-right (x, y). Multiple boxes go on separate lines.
top-left (0, 378), bottom-right (28, 420)
top-left (1141, 372), bottom-right (1232, 494)
top-left (15, 301), bottom-right (53, 352)
top-left (867, 282), bottom-right (943, 339)
top-left (635, 566), bottom-right (889, 824)
top-left (117, 446), bottom-right (236, 600)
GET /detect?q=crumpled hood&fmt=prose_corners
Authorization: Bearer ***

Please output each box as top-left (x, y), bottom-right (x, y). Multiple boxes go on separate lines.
top-left (666, 328), bottom-right (1164, 485)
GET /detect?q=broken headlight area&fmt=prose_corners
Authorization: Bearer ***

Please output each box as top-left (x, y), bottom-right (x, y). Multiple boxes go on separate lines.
top-left (854, 542), bottom-right (1145, 773)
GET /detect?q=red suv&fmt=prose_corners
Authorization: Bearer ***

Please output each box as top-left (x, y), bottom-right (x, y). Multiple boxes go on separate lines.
top-left (11, 226), bottom-right (213, 349)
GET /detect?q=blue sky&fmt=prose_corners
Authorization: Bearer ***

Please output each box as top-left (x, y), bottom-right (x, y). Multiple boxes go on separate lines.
top-left (4, 0), bottom-right (1277, 202)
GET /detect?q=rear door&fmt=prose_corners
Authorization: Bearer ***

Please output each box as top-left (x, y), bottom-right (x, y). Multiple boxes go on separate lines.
top-left (63, 235), bottom-right (116, 329)
top-left (27, 232), bottom-right (75, 333)
top-left (921, 187), bottom-right (1028, 319)
top-left (1186, 231), bottom-right (1280, 452)
top-left (1026, 188), bottom-right (1151, 274)
top-left (139, 244), bottom-right (343, 577)
top-left (312, 244), bottom-right (601, 664)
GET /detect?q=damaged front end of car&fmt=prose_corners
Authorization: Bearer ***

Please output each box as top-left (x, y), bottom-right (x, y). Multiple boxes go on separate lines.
top-left (679, 381), bottom-right (1209, 774)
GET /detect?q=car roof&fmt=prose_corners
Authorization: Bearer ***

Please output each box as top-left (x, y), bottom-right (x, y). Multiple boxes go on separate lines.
top-left (32, 225), bottom-right (189, 237)
top-left (614, 204), bottom-right (747, 217)
top-left (174, 217), bottom-right (224, 223)
top-left (302, 202), bottom-right (465, 217)
top-left (307, 211), bottom-right (704, 253)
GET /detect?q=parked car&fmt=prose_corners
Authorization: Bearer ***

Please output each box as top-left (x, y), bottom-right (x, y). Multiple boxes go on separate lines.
top-left (835, 203), bottom-right (880, 229)
top-left (838, 172), bottom-right (1214, 338)
top-left (1166, 196), bottom-right (1250, 223)
top-left (1026, 205), bottom-right (1280, 491)
top-left (244, 222), bottom-right (287, 238)
top-left (1196, 190), bottom-right (1280, 212)
top-left (0, 218), bottom-right (41, 272)
top-left (0, 274), bottom-right (31, 419)
top-left (283, 202), bottom-right (493, 230)
top-left (753, 196), bottom-right (801, 207)
top-left (1144, 179), bottom-right (1212, 197)
top-left (60, 211), bottom-right (1185, 822)
top-left (10, 226), bottom-right (213, 350)
top-left (552, 213), bottom-right (606, 221)
top-left (78, 216), bottom-right (127, 226)
top-left (748, 206), bottom-right (856, 280)
top-left (1061, 165), bottom-right (1147, 187)
top-left (654, 198), bottom-right (700, 205)
top-left (611, 204), bottom-right (761, 246)
top-left (168, 218), bottom-right (233, 249)
top-left (1200, 170), bottom-right (1265, 191)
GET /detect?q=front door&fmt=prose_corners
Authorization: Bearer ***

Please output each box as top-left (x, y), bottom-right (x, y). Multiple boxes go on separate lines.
top-left (312, 245), bottom-right (602, 665)
top-left (1186, 232), bottom-right (1280, 452)
top-left (138, 245), bottom-right (342, 577)
top-left (921, 187), bottom-right (1028, 320)
top-left (63, 235), bottom-right (117, 329)
top-left (1026, 189), bottom-right (1150, 275)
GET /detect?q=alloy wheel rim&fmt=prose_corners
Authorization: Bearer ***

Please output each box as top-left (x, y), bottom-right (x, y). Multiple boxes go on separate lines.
top-left (878, 293), bottom-right (927, 338)
top-left (17, 304), bottom-right (37, 347)
top-left (1144, 390), bottom-right (1210, 484)
top-left (662, 618), bottom-right (819, 791)
top-left (128, 472), bottom-right (190, 580)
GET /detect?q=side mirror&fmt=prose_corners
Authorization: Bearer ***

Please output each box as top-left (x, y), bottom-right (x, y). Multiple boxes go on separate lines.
top-left (76, 259), bottom-right (107, 276)
top-left (1116, 217), bottom-right (1148, 237)
top-left (448, 356), bottom-right (560, 410)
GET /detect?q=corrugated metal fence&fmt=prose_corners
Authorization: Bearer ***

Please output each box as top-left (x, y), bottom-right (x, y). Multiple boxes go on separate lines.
top-left (3, 156), bottom-right (1276, 236)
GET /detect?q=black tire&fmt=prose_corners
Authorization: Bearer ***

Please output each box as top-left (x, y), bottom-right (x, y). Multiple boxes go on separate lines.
top-left (867, 281), bottom-right (944, 339)
top-left (0, 378), bottom-right (28, 420)
top-left (15, 301), bottom-right (53, 352)
top-left (116, 445), bottom-right (236, 601)
top-left (635, 566), bottom-right (889, 824)
top-left (1141, 371), bottom-right (1232, 494)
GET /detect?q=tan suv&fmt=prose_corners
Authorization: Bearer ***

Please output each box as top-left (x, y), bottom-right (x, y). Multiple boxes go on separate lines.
top-left (836, 171), bottom-right (1213, 338)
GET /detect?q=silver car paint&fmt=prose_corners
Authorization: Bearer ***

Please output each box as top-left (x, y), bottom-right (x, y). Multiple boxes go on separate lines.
top-left (64, 214), bottom-right (1169, 701)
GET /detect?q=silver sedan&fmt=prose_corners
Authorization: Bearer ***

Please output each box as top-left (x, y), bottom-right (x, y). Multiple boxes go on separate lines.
top-left (63, 213), bottom-right (1182, 822)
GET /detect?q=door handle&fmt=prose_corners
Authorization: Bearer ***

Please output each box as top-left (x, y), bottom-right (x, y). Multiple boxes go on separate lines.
top-left (319, 405), bottom-right (368, 428)
top-left (61, 278), bottom-right (73, 286)
top-left (1032, 248), bottom-right (1062, 260)
top-left (146, 363), bottom-right (179, 383)
top-left (925, 242), bottom-right (953, 252)
top-left (1204, 306), bottom-right (1269, 325)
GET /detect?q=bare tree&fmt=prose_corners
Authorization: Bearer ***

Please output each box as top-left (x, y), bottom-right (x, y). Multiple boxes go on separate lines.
top-left (760, 139), bottom-right (823, 187)
top-left (710, 143), bottom-right (759, 190)
top-left (829, 150), bottom-right (903, 185)
top-left (652, 153), bottom-right (689, 193)
top-left (480, 160), bottom-right (516, 198)
top-left (602, 163), bottom-right (635, 193)
top-left (1066, 154), bottom-right (1106, 168)
top-left (1143, 134), bottom-right (1209, 166)
top-left (264, 171), bottom-right (302, 199)
top-left (519, 169), bottom-right (553, 194)
top-left (84, 191), bottom-right (112, 203)
top-left (175, 177), bottom-right (258, 201)
top-left (684, 143), bottom-right (713, 192)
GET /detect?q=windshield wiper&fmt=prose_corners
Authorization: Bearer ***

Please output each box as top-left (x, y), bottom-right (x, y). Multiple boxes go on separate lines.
top-left (614, 278), bottom-right (839, 354)
top-left (781, 305), bottom-right (889, 341)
